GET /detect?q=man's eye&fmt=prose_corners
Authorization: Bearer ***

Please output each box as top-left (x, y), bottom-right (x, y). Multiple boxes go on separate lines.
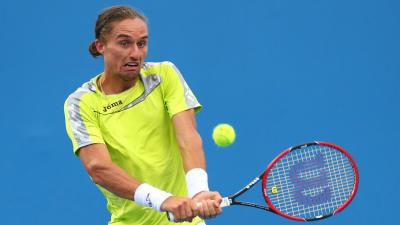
top-left (137, 40), bottom-right (147, 48)
top-left (119, 41), bottom-right (130, 47)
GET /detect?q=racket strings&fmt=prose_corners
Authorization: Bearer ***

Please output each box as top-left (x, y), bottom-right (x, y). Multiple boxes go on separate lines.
top-left (266, 144), bottom-right (356, 220)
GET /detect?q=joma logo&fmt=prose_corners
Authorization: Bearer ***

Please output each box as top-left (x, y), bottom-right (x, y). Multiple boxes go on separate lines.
top-left (103, 100), bottom-right (123, 112)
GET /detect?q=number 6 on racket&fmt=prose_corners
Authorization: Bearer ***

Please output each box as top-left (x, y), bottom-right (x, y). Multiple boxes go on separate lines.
top-left (219, 141), bottom-right (359, 221)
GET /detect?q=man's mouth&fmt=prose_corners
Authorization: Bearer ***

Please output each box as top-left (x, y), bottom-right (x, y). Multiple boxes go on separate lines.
top-left (124, 62), bottom-right (139, 68)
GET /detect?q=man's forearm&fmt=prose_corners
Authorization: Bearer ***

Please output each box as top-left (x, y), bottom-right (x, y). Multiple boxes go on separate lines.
top-left (179, 131), bottom-right (206, 172)
top-left (80, 144), bottom-right (178, 213)
top-left (87, 161), bottom-right (140, 200)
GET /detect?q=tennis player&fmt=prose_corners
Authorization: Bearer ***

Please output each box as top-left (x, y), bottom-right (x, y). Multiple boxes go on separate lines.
top-left (64, 5), bottom-right (221, 225)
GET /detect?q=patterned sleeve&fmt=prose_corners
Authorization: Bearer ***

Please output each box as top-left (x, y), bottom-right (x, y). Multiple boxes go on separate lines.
top-left (64, 88), bottom-right (104, 155)
top-left (160, 61), bottom-right (202, 118)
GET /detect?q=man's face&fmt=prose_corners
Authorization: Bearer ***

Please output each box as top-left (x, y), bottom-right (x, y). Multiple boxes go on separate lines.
top-left (97, 18), bottom-right (148, 81)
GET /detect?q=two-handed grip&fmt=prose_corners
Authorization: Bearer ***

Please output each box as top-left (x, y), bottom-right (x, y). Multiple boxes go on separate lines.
top-left (167, 197), bottom-right (231, 222)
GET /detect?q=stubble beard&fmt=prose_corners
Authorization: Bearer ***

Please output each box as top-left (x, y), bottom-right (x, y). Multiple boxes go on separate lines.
top-left (120, 70), bottom-right (140, 81)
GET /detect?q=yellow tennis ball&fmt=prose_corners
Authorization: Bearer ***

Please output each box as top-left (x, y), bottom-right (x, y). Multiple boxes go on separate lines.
top-left (212, 124), bottom-right (236, 147)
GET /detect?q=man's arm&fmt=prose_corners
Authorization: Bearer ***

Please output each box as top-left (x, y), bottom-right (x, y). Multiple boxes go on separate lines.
top-left (78, 143), bottom-right (198, 222)
top-left (78, 144), bottom-right (140, 199)
top-left (172, 109), bottom-right (222, 219)
top-left (172, 109), bottom-right (205, 171)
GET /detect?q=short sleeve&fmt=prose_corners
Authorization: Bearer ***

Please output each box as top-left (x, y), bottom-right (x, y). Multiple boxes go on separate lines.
top-left (161, 62), bottom-right (202, 118)
top-left (64, 93), bottom-right (104, 155)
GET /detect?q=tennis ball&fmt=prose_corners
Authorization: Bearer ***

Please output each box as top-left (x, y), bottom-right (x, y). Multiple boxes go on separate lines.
top-left (212, 123), bottom-right (236, 147)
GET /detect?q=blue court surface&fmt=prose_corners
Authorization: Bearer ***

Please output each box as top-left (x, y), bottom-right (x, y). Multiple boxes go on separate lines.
top-left (1, 0), bottom-right (399, 224)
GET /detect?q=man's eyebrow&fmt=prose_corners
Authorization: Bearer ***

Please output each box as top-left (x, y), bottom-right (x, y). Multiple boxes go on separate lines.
top-left (115, 34), bottom-right (149, 39)
top-left (116, 34), bottom-right (132, 39)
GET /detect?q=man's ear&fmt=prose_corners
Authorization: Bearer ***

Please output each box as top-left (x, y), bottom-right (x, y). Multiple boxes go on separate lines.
top-left (95, 39), bottom-right (105, 54)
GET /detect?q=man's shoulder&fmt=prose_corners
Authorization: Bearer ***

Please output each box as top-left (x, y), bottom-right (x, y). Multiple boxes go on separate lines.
top-left (64, 77), bottom-right (99, 109)
top-left (142, 61), bottom-right (177, 76)
top-left (143, 60), bottom-right (175, 69)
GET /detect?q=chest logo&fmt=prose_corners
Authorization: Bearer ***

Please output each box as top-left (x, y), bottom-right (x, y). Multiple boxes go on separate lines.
top-left (103, 100), bottom-right (123, 113)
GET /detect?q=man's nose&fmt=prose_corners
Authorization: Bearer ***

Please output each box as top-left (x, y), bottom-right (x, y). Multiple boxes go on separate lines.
top-left (129, 44), bottom-right (140, 58)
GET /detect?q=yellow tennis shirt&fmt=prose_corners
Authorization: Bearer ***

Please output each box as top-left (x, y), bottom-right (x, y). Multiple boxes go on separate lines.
top-left (64, 61), bottom-right (202, 225)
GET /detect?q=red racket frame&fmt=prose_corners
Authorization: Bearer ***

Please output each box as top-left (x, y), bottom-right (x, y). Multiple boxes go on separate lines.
top-left (261, 141), bottom-right (359, 221)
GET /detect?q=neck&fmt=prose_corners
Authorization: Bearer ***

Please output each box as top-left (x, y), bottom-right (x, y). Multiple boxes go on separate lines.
top-left (100, 72), bottom-right (138, 95)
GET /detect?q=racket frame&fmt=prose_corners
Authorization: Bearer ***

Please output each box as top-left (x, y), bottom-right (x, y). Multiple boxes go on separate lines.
top-left (221, 175), bottom-right (272, 212)
top-left (169, 141), bottom-right (358, 222)
top-left (262, 141), bottom-right (359, 221)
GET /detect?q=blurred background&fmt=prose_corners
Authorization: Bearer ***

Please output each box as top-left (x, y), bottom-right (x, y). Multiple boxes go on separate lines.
top-left (1, 0), bottom-right (399, 224)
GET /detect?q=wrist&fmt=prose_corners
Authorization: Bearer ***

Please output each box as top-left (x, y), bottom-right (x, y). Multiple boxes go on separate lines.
top-left (186, 168), bottom-right (209, 198)
top-left (134, 183), bottom-right (172, 212)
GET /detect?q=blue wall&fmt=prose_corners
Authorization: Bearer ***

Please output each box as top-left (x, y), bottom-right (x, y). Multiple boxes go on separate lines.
top-left (1, 0), bottom-right (399, 224)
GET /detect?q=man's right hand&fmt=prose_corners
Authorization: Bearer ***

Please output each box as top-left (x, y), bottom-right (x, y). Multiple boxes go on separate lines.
top-left (161, 196), bottom-right (199, 222)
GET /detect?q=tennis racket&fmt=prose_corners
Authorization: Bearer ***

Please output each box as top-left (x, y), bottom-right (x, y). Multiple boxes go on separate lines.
top-left (169, 141), bottom-right (359, 222)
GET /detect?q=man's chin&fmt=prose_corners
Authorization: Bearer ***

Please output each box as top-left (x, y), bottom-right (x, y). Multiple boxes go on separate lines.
top-left (119, 71), bottom-right (140, 82)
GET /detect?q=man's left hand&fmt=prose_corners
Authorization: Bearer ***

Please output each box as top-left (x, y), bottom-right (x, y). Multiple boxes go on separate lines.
top-left (192, 191), bottom-right (223, 219)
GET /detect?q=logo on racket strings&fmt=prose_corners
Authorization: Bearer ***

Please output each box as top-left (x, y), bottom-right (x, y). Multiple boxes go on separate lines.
top-left (289, 153), bottom-right (331, 206)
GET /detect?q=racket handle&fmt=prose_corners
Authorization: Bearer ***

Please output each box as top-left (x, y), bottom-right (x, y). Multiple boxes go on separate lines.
top-left (167, 198), bottom-right (231, 222)
top-left (167, 211), bottom-right (175, 222)
top-left (220, 197), bottom-right (231, 207)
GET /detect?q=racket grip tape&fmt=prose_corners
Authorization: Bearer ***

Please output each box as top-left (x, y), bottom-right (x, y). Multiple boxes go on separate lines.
top-left (167, 212), bottom-right (176, 222)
